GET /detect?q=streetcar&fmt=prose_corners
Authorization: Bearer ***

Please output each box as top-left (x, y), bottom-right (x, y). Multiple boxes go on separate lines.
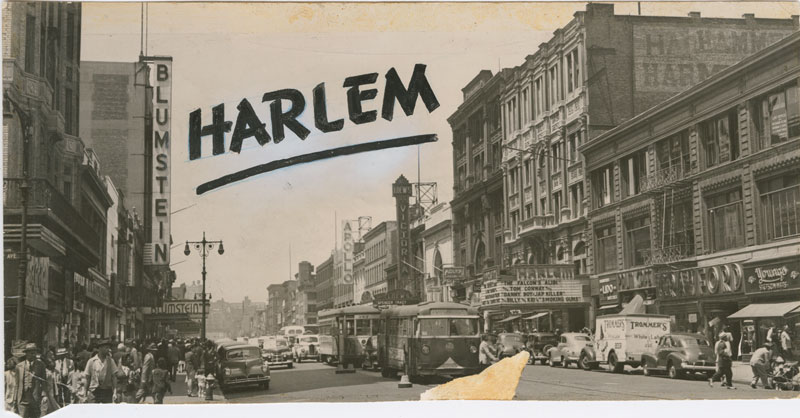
top-left (279, 325), bottom-right (306, 345)
top-left (378, 301), bottom-right (481, 380)
top-left (317, 304), bottom-right (382, 368)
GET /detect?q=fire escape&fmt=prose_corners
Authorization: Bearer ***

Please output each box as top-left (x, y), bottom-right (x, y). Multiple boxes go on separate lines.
top-left (641, 158), bottom-right (695, 267)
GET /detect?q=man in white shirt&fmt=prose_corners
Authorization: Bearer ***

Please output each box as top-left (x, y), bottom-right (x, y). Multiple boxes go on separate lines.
top-left (84, 339), bottom-right (117, 403)
top-left (15, 343), bottom-right (45, 418)
top-left (780, 325), bottom-right (792, 361)
top-left (54, 348), bottom-right (73, 406)
top-left (479, 334), bottom-right (498, 371)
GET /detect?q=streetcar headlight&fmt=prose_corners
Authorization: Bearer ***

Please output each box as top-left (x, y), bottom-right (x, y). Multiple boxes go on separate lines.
top-left (421, 344), bottom-right (430, 354)
top-left (224, 368), bottom-right (231, 376)
top-left (469, 345), bottom-right (478, 354)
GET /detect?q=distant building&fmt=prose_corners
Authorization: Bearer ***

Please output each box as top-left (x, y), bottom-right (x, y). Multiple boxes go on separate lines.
top-left (315, 254), bottom-right (334, 311)
top-left (361, 221), bottom-right (396, 301)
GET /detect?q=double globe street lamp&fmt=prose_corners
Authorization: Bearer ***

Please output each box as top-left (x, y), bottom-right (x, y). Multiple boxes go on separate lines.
top-left (183, 232), bottom-right (224, 340)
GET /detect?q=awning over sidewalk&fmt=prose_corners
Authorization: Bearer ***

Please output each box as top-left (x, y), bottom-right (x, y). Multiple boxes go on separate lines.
top-left (599, 304), bottom-right (619, 310)
top-left (496, 315), bottom-right (521, 323)
top-left (728, 301), bottom-right (800, 319)
top-left (522, 312), bottom-right (549, 320)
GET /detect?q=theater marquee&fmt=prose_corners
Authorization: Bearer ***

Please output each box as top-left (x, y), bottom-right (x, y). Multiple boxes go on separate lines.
top-left (480, 265), bottom-right (584, 307)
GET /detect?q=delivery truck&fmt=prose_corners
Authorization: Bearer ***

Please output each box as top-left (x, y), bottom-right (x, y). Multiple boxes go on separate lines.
top-left (580, 314), bottom-right (671, 373)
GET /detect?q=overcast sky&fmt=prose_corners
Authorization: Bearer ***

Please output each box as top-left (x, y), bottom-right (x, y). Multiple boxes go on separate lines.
top-left (80, 2), bottom-right (798, 303)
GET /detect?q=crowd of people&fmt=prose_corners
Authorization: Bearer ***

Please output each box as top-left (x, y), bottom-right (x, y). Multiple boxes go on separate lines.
top-left (4, 337), bottom-right (220, 417)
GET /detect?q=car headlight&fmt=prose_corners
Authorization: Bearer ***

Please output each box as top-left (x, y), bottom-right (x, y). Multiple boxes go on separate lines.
top-left (224, 368), bottom-right (231, 376)
top-left (469, 345), bottom-right (478, 354)
top-left (421, 344), bottom-right (430, 354)
top-left (261, 365), bottom-right (269, 373)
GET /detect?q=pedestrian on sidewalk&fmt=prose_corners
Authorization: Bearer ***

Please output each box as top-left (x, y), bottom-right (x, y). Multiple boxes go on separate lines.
top-left (479, 335), bottom-right (498, 371)
top-left (779, 325), bottom-right (792, 361)
top-left (67, 361), bottom-right (86, 404)
top-left (40, 354), bottom-right (61, 416)
top-left (5, 357), bottom-right (19, 412)
top-left (749, 342), bottom-right (775, 389)
top-left (710, 333), bottom-right (735, 388)
top-left (53, 348), bottom-right (72, 407)
top-left (184, 345), bottom-right (197, 397)
top-left (151, 358), bottom-right (172, 404)
top-left (84, 339), bottom-right (117, 403)
top-left (16, 343), bottom-right (46, 418)
top-left (135, 343), bottom-right (157, 403)
top-left (167, 341), bottom-right (180, 382)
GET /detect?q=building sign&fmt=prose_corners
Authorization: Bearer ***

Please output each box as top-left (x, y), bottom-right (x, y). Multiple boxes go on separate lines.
top-left (744, 258), bottom-right (800, 294)
top-left (73, 273), bottom-right (87, 313)
top-left (598, 276), bottom-right (619, 306)
top-left (618, 268), bottom-right (655, 292)
top-left (25, 256), bottom-right (49, 310)
top-left (146, 57), bottom-right (172, 266)
top-left (480, 265), bottom-right (583, 307)
top-left (373, 288), bottom-right (418, 309)
top-left (86, 278), bottom-right (110, 306)
top-left (392, 175), bottom-right (413, 292)
top-left (342, 221), bottom-right (354, 284)
top-left (124, 286), bottom-right (162, 308)
top-left (144, 299), bottom-right (210, 318)
top-left (442, 267), bottom-right (465, 286)
top-left (633, 25), bottom-right (790, 93)
top-left (657, 263), bottom-right (744, 299)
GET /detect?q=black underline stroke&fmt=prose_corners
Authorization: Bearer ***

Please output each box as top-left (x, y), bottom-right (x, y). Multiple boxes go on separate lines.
top-left (196, 134), bottom-right (438, 195)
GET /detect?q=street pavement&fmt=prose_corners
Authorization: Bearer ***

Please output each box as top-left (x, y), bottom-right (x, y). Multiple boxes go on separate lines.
top-left (162, 361), bottom-right (799, 403)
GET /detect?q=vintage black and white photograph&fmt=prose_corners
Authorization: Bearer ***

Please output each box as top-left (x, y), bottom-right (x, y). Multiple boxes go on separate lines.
top-left (2, 0), bottom-right (800, 411)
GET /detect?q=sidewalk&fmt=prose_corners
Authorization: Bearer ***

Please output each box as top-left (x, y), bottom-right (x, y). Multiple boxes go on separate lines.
top-left (162, 373), bottom-right (226, 404)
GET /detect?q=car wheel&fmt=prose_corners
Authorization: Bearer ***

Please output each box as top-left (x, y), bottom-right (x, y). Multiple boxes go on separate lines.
top-left (561, 357), bottom-right (569, 368)
top-left (288, 362), bottom-right (293, 369)
top-left (609, 352), bottom-right (623, 373)
top-left (540, 359), bottom-right (547, 365)
top-left (549, 354), bottom-right (558, 367)
top-left (580, 354), bottom-right (591, 371)
top-left (642, 362), bottom-right (651, 376)
top-left (667, 362), bottom-right (680, 379)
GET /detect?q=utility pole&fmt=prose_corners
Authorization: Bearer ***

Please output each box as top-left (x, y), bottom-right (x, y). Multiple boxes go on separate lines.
top-left (183, 232), bottom-right (224, 340)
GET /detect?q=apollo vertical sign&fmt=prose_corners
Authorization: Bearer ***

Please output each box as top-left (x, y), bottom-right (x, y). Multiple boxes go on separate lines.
top-left (148, 58), bottom-right (172, 265)
top-left (342, 221), bottom-right (354, 284)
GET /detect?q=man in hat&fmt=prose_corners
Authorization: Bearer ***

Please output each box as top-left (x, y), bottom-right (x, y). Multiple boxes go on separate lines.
top-left (84, 339), bottom-right (117, 403)
top-left (749, 342), bottom-right (775, 389)
top-left (15, 343), bottom-right (46, 418)
top-left (135, 343), bottom-right (157, 403)
top-left (54, 348), bottom-right (73, 406)
top-left (167, 340), bottom-right (181, 382)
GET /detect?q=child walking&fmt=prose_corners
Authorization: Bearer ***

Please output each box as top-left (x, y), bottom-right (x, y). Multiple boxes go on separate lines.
top-left (151, 358), bottom-right (172, 404)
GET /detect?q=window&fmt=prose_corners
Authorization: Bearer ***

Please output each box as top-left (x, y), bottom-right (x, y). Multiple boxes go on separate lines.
top-left (553, 191), bottom-right (562, 222)
top-left (621, 149), bottom-right (647, 199)
top-left (566, 53), bottom-right (574, 93)
top-left (522, 88), bottom-right (530, 124)
top-left (701, 109), bottom-right (739, 169)
top-left (663, 201), bottom-right (695, 257)
top-left (65, 88), bottom-right (74, 135)
top-left (552, 141), bottom-right (562, 172)
top-left (595, 224), bottom-right (616, 274)
top-left (39, 7), bottom-right (45, 77)
top-left (66, 13), bottom-right (75, 61)
top-left (524, 203), bottom-right (533, 219)
top-left (758, 172), bottom-right (800, 242)
top-left (570, 183), bottom-right (584, 218)
top-left (568, 132), bottom-right (579, 163)
top-left (571, 49), bottom-right (581, 91)
top-left (752, 83), bottom-right (800, 150)
top-left (523, 159), bottom-right (532, 187)
top-left (535, 77), bottom-right (543, 116)
top-left (624, 216), bottom-right (651, 268)
top-left (656, 130), bottom-right (690, 176)
top-left (25, 16), bottom-right (36, 73)
top-left (511, 210), bottom-right (519, 235)
top-left (591, 164), bottom-right (615, 209)
top-left (550, 65), bottom-right (560, 105)
top-left (488, 100), bottom-right (501, 133)
top-left (705, 188), bottom-right (744, 252)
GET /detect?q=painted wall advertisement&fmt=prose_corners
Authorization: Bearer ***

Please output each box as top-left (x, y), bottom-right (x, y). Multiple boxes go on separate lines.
top-left (633, 25), bottom-right (790, 93)
top-left (480, 265), bottom-right (583, 307)
top-left (25, 256), bottom-right (49, 310)
top-left (73, 273), bottom-right (87, 313)
top-left (744, 258), bottom-right (800, 294)
top-left (147, 58), bottom-right (172, 266)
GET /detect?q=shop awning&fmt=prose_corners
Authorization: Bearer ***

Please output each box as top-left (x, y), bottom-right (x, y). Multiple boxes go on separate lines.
top-left (523, 312), bottom-right (549, 320)
top-left (497, 315), bottom-right (521, 323)
top-left (599, 304), bottom-right (620, 310)
top-left (728, 301), bottom-right (800, 319)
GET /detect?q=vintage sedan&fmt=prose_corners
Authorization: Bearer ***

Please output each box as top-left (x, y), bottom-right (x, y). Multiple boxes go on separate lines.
top-left (496, 333), bottom-right (527, 359)
top-left (216, 343), bottom-right (271, 390)
top-left (260, 337), bottom-right (294, 368)
top-left (293, 334), bottom-right (321, 362)
top-left (547, 333), bottom-right (594, 369)
top-left (525, 332), bottom-right (558, 365)
top-left (641, 333), bottom-right (717, 379)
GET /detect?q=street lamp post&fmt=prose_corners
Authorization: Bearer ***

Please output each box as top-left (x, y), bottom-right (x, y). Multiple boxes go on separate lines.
top-left (183, 232), bottom-right (224, 340)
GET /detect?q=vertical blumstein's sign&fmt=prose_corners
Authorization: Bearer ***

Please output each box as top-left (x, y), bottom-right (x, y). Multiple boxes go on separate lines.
top-left (150, 58), bottom-right (172, 265)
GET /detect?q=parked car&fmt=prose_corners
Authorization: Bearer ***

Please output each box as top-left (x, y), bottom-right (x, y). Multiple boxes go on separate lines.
top-left (293, 334), bottom-right (320, 362)
top-left (640, 333), bottom-right (717, 379)
top-left (216, 343), bottom-right (271, 390)
top-left (260, 336), bottom-right (293, 369)
top-left (547, 333), bottom-right (594, 369)
top-left (496, 333), bottom-right (527, 359)
top-left (525, 332), bottom-right (558, 365)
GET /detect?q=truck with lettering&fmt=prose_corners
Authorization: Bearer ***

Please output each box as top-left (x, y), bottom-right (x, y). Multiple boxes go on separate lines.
top-left (578, 314), bottom-right (671, 373)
